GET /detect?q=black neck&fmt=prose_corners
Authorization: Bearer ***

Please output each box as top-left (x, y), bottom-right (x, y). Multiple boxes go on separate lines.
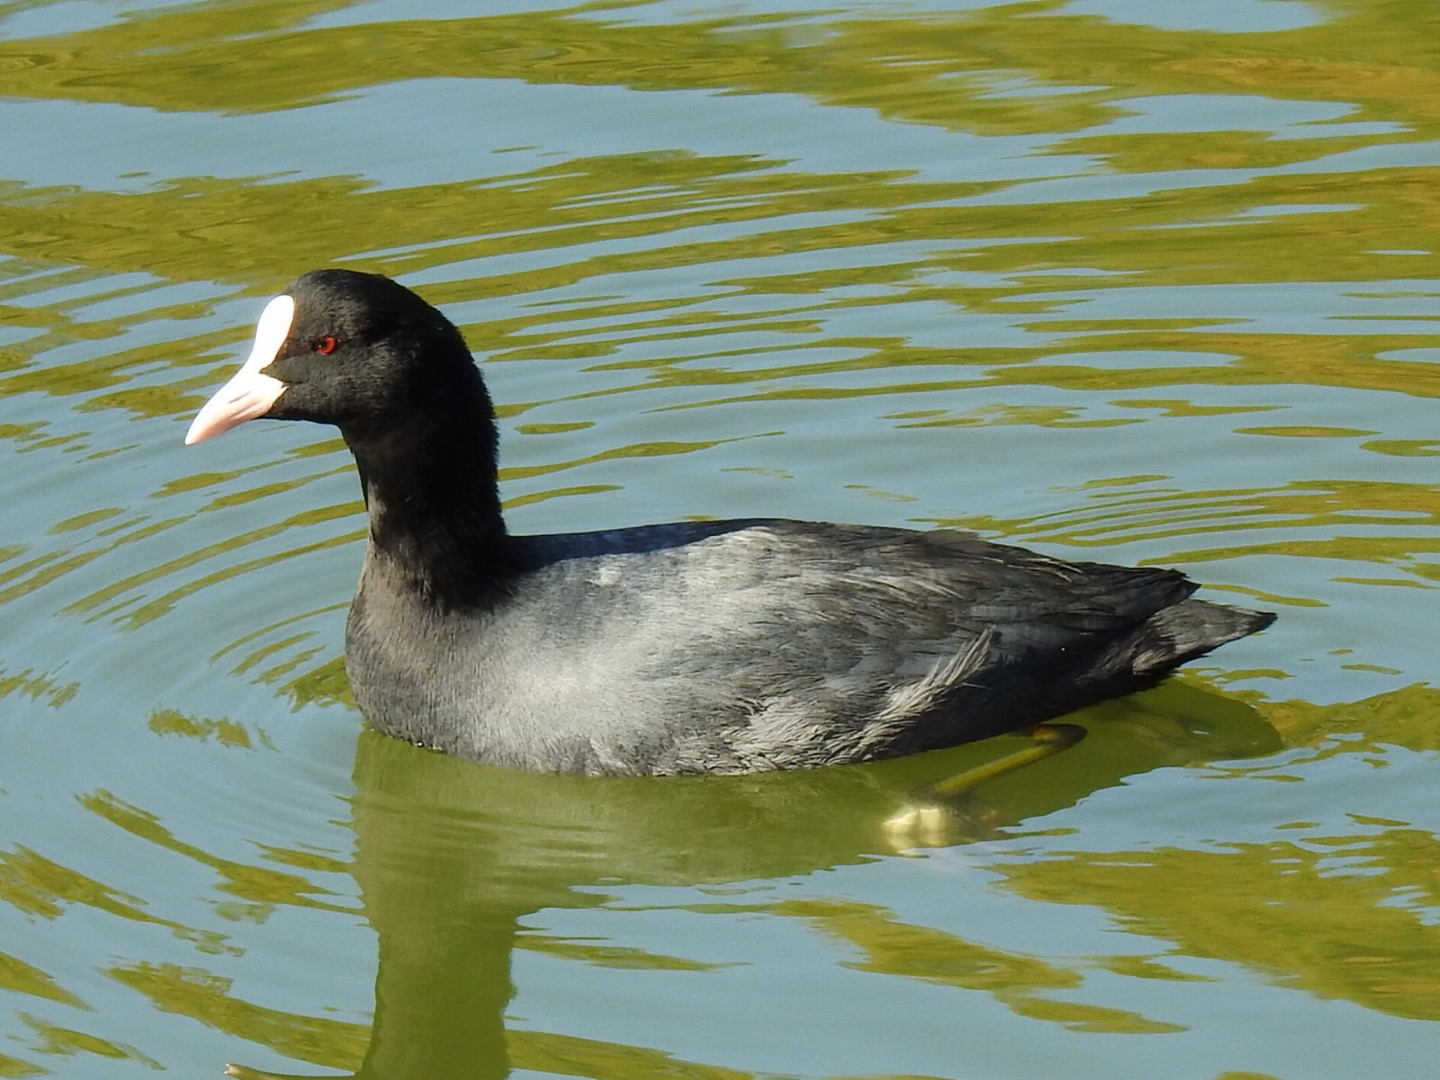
top-left (346, 401), bottom-right (518, 608)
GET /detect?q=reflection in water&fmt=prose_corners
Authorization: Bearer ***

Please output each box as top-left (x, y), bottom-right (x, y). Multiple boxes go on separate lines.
top-left (214, 682), bottom-right (1278, 1077)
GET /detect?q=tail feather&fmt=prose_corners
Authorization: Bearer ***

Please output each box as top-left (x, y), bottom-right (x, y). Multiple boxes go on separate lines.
top-left (1048, 598), bottom-right (1272, 715)
top-left (1133, 599), bottom-right (1275, 677)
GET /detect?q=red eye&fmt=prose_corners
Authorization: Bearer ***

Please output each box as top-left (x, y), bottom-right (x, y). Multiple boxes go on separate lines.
top-left (313, 335), bottom-right (339, 355)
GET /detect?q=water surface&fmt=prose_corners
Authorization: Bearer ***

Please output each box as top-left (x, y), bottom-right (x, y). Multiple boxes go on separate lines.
top-left (1, 1), bottom-right (1438, 1077)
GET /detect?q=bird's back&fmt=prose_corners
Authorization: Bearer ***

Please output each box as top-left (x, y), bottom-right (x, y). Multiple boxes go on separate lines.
top-left (346, 520), bottom-right (1272, 775)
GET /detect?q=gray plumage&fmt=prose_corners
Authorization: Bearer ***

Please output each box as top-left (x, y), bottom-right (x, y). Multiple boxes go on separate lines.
top-left (191, 269), bottom-right (1275, 777)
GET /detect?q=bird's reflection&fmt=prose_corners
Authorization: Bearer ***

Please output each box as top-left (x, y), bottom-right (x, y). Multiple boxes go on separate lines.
top-left (228, 680), bottom-right (1279, 1079)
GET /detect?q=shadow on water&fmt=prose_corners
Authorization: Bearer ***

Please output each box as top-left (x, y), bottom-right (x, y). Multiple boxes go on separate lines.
top-left (226, 680), bottom-right (1278, 1079)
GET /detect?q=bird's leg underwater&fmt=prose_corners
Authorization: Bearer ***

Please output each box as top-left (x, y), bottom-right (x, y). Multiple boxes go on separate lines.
top-left (882, 722), bottom-right (1087, 847)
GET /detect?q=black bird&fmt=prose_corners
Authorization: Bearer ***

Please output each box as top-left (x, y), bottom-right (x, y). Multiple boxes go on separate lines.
top-left (186, 269), bottom-right (1273, 776)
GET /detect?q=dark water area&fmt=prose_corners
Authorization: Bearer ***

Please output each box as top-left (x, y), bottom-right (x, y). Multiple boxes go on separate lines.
top-left (1, 1), bottom-right (1437, 1077)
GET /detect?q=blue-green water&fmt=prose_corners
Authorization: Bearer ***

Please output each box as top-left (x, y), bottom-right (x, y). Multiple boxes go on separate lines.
top-left (1, 1), bottom-right (1437, 1077)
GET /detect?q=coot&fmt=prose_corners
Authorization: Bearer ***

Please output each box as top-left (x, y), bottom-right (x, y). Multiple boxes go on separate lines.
top-left (186, 269), bottom-right (1273, 776)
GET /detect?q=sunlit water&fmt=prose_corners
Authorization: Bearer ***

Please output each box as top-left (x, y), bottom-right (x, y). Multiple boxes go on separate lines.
top-left (1, 1), bottom-right (1437, 1077)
